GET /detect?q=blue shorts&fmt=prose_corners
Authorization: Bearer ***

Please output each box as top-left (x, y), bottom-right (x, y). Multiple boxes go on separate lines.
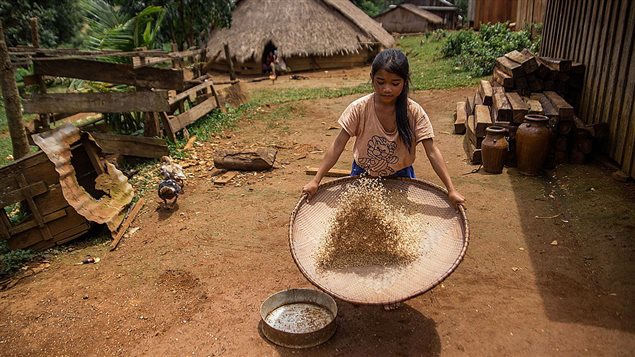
top-left (351, 161), bottom-right (416, 178)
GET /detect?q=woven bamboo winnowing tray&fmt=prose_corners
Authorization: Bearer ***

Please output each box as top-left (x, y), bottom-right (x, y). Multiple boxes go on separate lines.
top-left (289, 177), bottom-right (469, 305)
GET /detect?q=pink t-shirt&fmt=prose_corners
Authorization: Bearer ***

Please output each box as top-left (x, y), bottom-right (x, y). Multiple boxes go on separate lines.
top-left (338, 93), bottom-right (434, 176)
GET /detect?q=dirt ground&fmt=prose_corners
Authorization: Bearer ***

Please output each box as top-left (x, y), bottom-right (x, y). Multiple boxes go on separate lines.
top-left (1, 68), bottom-right (634, 356)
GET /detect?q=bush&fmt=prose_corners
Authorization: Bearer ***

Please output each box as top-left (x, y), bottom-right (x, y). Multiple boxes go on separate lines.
top-left (0, 240), bottom-right (36, 275)
top-left (441, 22), bottom-right (541, 76)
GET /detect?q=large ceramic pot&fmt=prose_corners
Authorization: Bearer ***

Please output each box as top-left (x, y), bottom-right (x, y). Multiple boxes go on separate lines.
top-left (481, 126), bottom-right (508, 174)
top-left (516, 114), bottom-right (551, 176)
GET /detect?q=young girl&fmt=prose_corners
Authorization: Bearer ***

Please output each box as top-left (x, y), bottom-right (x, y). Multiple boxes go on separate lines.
top-left (302, 48), bottom-right (465, 208)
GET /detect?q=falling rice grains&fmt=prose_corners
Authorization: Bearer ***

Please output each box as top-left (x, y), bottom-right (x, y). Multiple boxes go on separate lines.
top-left (316, 178), bottom-right (422, 270)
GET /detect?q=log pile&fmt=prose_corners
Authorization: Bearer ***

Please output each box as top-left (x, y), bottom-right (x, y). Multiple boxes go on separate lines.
top-left (455, 49), bottom-right (607, 167)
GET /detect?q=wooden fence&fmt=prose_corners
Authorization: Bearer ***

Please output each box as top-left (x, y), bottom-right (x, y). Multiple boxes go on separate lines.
top-left (541, 0), bottom-right (635, 178)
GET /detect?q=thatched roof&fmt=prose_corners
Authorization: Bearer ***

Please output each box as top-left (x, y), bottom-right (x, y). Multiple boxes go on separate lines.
top-left (398, 4), bottom-right (444, 24)
top-left (206, 0), bottom-right (395, 63)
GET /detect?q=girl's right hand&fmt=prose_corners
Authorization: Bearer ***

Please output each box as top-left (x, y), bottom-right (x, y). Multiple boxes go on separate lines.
top-left (302, 179), bottom-right (320, 200)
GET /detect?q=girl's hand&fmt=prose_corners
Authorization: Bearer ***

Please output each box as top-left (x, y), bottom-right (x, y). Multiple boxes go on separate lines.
top-left (448, 189), bottom-right (466, 209)
top-left (302, 179), bottom-right (320, 201)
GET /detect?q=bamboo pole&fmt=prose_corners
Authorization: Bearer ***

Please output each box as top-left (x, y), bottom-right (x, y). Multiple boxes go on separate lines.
top-left (30, 17), bottom-right (50, 130)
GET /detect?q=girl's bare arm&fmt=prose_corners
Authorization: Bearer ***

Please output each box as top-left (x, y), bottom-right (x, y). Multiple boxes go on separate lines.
top-left (421, 138), bottom-right (465, 207)
top-left (303, 129), bottom-right (351, 197)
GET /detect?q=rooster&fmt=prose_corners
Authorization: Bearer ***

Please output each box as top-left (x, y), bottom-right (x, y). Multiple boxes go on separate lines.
top-left (158, 179), bottom-right (182, 209)
top-left (160, 156), bottom-right (186, 189)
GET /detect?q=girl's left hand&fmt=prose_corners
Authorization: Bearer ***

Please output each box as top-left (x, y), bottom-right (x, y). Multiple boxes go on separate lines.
top-left (448, 190), bottom-right (466, 209)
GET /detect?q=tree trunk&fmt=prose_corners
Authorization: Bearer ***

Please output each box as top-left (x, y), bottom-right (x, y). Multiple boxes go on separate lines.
top-left (0, 21), bottom-right (29, 159)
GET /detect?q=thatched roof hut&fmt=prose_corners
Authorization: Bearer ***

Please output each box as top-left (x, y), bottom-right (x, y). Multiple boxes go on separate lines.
top-left (205, 0), bottom-right (395, 74)
top-left (374, 4), bottom-right (443, 34)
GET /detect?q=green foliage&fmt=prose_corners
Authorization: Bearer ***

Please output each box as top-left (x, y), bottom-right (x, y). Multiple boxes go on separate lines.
top-left (0, 0), bottom-right (82, 47)
top-left (80, 0), bottom-right (166, 52)
top-left (400, 35), bottom-right (485, 90)
top-left (351, 0), bottom-right (401, 17)
top-left (441, 23), bottom-right (541, 76)
top-left (112, 0), bottom-right (233, 50)
top-left (0, 240), bottom-right (36, 275)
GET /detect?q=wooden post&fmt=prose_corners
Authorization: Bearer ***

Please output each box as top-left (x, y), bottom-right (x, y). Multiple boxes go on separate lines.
top-left (223, 43), bottom-right (236, 80)
top-left (30, 17), bottom-right (50, 130)
top-left (0, 21), bottom-right (30, 159)
top-left (171, 42), bottom-right (182, 69)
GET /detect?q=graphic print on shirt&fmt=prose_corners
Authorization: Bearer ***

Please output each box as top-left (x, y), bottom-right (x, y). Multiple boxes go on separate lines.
top-left (357, 135), bottom-right (399, 176)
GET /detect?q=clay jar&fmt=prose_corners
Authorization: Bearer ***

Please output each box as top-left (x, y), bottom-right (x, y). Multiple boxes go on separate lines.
top-left (516, 114), bottom-right (552, 176)
top-left (481, 126), bottom-right (508, 174)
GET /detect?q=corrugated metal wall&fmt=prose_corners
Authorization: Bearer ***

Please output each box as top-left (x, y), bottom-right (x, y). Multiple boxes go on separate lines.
top-left (541, 0), bottom-right (635, 178)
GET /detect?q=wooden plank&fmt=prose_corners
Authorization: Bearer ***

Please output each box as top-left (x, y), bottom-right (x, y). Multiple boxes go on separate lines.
top-left (544, 91), bottom-right (575, 118)
top-left (34, 59), bottom-right (184, 90)
top-left (110, 198), bottom-right (145, 251)
top-left (506, 92), bottom-right (530, 124)
top-left (607, 0), bottom-right (634, 162)
top-left (454, 101), bottom-right (467, 134)
top-left (463, 132), bottom-right (481, 164)
top-left (465, 97), bottom-right (473, 116)
top-left (168, 80), bottom-right (215, 105)
top-left (474, 104), bottom-right (492, 138)
top-left (213, 149), bottom-right (277, 171)
top-left (305, 167), bottom-right (349, 177)
top-left (88, 132), bottom-right (169, 159)
top-left (213, 171), bottom-right (239, 184)
top-left (526, 98), bottom-right (544, 115)
top-left (81, 135), bottom-right (105, 174)
top-left (496, 56), bottom-right (524, 78)
top-left (8, 208), bottom-right (67, 236)
top-left (170, 95), bottom-right (218, 131)
top-left (492, 91), bottom-right (513, 122)
top-left (16, 174), bottom-right (52, 240)
top-left (478, 80), bottom-right (493, 106)
top-left (23, 92), bottom-right (170, 114)
top-left (531, 93), bottom-right (558, 118)
top-left (160, 112), bottom-right (177, 142)
top-left (493, 67), bottom-right (514, 89)
top-left (466, 114), bottom-right (483, 148)
top-left (0, 181), bottom-right (47, 208)
top-left (504, 50), bottom-right (538, 74)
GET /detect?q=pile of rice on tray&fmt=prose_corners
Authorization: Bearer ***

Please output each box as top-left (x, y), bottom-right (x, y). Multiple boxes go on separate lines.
top-left (316, 177), bottom-right (423, 270)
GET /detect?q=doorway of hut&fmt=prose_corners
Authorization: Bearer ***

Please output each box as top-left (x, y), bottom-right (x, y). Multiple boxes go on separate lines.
top-left (261, 42), bottom-right (277, 75)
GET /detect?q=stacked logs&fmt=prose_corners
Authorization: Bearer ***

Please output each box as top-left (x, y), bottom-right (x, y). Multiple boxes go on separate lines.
top-left (454, 50), bottom-right (607, 168)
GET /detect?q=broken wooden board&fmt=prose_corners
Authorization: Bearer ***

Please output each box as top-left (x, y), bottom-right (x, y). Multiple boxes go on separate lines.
top-left (34, 59), bottom-right (185, 90)
top-left (88, 132), bottom-right (169, 159)
top-left (169, 95), bottom-right (218, 132)
top-left (305, 167), bottom-right (350, 177)
top-left (213, 171), bottom-right (239, 185)
top-left (110, 198), bottom-right (145, 251)
top-left (23, 92), bottom-right (169, 114)
top-left (213, 148), bottom-right (277, 171)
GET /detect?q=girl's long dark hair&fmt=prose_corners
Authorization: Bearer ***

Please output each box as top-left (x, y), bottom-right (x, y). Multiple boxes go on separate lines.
top-left (371, 48), bottom-right (413, 152)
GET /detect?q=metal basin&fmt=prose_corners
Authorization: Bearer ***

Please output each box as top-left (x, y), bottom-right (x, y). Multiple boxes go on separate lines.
top-left (260, 288), bottom-right (337, 348)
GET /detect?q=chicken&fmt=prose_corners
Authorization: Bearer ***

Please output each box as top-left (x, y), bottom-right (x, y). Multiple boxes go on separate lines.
top-left (160, 156), bottom-right (186, 188)
top-left (158, 179), bottom-right (183, 208)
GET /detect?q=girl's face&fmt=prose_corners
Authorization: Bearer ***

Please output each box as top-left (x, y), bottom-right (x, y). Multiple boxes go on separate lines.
top-left (372, 69), bottom-right (405, 105)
